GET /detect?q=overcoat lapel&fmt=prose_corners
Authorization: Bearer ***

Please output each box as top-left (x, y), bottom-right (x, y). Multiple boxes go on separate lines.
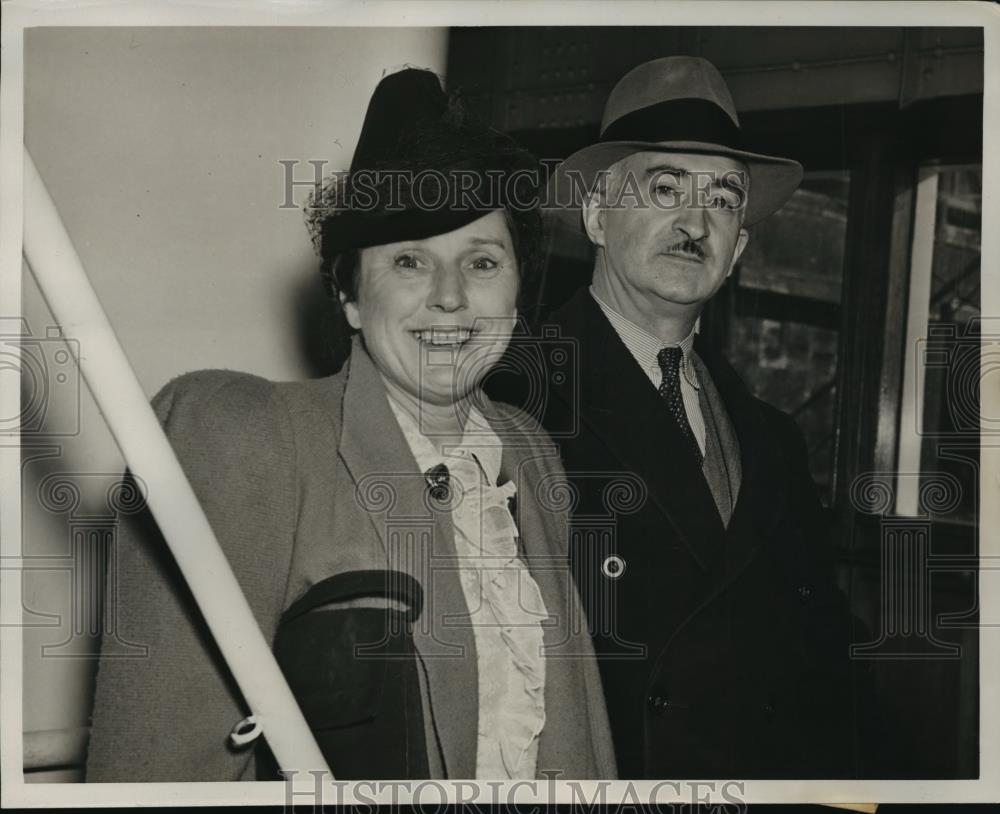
top-left (335, 340), bottom-right (479, 778)
top-left (486, 402), bottom-right (604, 778)
top-left (694, 337), bottom-right (785, 578)
top-left (549, 289), bottom-right (726, 570)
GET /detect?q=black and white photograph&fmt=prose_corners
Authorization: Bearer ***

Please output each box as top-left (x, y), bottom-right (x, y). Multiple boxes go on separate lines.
top-left (1, 1), bottom-right (997, 810)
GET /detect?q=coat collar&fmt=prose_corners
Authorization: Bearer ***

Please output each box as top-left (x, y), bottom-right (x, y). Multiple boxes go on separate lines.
top-left (548, 288), bottom-right (726, 569)
top-left (547, 287), bottom-right (784, 573)
top-left (336, 338), bottom-right (478, 778)
top-left (333, 337), bottom-right (595, 778)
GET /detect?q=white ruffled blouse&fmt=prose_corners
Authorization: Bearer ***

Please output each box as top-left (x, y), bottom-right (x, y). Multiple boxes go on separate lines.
top-left (387, 397), bottom-right (548, 779)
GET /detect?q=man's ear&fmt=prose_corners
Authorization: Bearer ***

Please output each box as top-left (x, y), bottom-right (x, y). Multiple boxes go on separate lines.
top-left (727, 228), bottom-right (750, 278)
top-left (581, 191), bottom-right (606, 248)
top-left (340, 290), bottom-right (362, 331)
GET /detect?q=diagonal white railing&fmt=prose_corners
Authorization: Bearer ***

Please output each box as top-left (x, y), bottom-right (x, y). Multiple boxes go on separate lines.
top-left (22, 149), bottom-right (331, 781)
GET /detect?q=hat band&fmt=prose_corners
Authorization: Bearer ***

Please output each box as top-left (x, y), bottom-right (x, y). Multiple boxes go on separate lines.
top-left (320, 164), bottom-right (538, 255)
top-left (600, 97), bottom-right (745, 151)
top-left (322, 207), bottom-right (499, 256)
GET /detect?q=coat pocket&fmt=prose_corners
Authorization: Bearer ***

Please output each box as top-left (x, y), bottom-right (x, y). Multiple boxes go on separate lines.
top-left (256, 569), bottom-right (429, 779)
top-left (275, 605), bottom-right (391, 729)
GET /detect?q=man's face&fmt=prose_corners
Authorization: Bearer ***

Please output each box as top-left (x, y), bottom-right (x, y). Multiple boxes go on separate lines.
top-left (584, 150), bottom-right (750, 317)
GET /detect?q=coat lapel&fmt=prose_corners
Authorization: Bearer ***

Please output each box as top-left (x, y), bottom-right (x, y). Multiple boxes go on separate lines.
top-left (484, 399), bottom-right (606, 778)
top-left (694, 337), bottom-right (785, 578)
top-left (336, 339), bottom-right (479, 778)
top-left (549, 289), bottom-right (727, 571)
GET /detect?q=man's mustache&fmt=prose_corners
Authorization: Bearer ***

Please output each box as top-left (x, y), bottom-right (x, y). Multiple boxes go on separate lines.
top-left (662, 239), bottom-right (706, 260)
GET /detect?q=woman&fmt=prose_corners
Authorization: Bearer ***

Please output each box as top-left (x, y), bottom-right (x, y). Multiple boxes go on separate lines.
top-left (85, 67), bottom-right (615, 782)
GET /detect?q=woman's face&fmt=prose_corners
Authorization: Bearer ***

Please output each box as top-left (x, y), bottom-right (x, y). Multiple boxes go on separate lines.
top-left (343, 210), bottom-right (519, 408)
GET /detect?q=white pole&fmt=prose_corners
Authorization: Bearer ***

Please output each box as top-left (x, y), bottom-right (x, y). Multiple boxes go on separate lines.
top-left (896, 169), bottom-right (939, 517)
top-left (21, 149), bottom-right (331, 779)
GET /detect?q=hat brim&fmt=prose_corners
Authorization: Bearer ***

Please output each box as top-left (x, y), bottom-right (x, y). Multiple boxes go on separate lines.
top-left (546, 140), bottom-right (803, 229)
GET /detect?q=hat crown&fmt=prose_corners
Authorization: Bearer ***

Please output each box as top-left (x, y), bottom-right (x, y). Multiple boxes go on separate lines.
top-left (351, 67), bottom-right (448, 171)
top-left (601, 56), bottom-right (739, 135)
top-left (313, 66), bottom-right (541, 259)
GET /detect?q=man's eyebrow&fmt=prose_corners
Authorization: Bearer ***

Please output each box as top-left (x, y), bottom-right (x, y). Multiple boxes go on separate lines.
top-left (719, 169), bottom-right (749, 189)
top-left (645, 164), bottom-right (689, 178)
top-left (646, 163), bottom-right (748, 189)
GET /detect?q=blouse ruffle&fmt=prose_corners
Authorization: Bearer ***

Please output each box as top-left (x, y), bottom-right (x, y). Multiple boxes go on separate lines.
top-left (445, 452), bottom-right (548, 779)
top-left (384, 398), bottom-right (548, 779)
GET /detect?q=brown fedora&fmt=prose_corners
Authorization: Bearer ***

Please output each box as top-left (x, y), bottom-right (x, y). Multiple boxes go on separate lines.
top-left (549, 56), bottom-right (802, 227)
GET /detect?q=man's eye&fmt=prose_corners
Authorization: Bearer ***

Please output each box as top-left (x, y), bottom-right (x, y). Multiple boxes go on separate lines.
top-left (717, 190), bottom-right (743, 210)
top-left (394, 254), bottom-right (420, 269)
top-left (654, 184), bottom-right (681, 203)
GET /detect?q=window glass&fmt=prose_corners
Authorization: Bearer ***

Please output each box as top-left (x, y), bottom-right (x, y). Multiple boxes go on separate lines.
top-left (738, 175), bottom-right (849, 303)
top-left (727, 173), bottom-right (851, 505)
top-left (908, 166), bottom-right (981, 524)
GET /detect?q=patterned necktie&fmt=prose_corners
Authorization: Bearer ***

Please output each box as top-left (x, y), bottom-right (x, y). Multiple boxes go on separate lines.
top-left (424, 463), bottom-right (450, 502)
top-left (656, 346), bottom-right (703, 465)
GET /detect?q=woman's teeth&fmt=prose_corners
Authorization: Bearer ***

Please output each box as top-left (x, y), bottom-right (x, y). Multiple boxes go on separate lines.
top-left (412, 328), bottom-right (475, 345)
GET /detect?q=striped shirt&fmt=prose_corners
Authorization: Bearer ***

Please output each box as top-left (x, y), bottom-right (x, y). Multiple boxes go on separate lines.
top-left (589, 286), bottom-right (706, 457)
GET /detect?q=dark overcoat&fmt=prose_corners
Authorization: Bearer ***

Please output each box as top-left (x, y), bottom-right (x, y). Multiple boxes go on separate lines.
top-left (494, 288), bottom-right (860, 779)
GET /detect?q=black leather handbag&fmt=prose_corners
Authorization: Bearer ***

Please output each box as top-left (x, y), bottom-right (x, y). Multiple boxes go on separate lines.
top-left (255, 569), bottom-right (429, 780)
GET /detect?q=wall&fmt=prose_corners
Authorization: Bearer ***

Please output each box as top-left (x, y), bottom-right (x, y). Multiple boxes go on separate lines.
top-left (21, 26), bottom-right (448, 781)
top-left (451, 26), bottom-right (984, 132)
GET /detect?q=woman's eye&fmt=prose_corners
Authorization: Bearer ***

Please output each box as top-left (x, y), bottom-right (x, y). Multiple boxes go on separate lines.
top-left (470, 256), bottom-right (499, 271)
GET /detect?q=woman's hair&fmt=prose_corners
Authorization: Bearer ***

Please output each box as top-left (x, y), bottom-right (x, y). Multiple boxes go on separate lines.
top-left (306, 92), bottom-right (544, 313)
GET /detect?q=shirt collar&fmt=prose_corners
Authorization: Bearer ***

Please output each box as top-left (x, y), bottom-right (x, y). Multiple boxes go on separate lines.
top-left (386, 393), bottom-right (503, 485)
top-left (589, 286), bottom-right (699, 389)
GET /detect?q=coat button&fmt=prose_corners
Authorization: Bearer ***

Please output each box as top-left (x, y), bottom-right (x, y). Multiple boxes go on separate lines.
top-left (647, 694), bottom-right (668, 714)
top-left (797, 585), bottom-right (812, 603)
top-left (763, 702), bottom-right (776, 720)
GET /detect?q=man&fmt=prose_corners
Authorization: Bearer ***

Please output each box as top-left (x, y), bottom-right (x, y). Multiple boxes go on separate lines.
top-left (503, 56), bottom-right (865, 778)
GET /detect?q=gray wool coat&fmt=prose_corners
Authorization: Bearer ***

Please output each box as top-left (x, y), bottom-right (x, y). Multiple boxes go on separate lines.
top-left (85, 337), bottom-right (617, 782)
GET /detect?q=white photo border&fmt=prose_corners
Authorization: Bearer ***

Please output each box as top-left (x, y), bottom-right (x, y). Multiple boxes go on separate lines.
top-left (1, 0), bottom-right (997, 808)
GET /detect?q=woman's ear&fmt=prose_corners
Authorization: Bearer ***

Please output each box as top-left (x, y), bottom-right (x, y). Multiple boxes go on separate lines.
top-left (340, 291), bottom-right (362, 331)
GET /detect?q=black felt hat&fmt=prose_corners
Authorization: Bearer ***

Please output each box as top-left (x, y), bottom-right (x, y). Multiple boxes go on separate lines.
top-left (316, 68), bottom-right (538, 259)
